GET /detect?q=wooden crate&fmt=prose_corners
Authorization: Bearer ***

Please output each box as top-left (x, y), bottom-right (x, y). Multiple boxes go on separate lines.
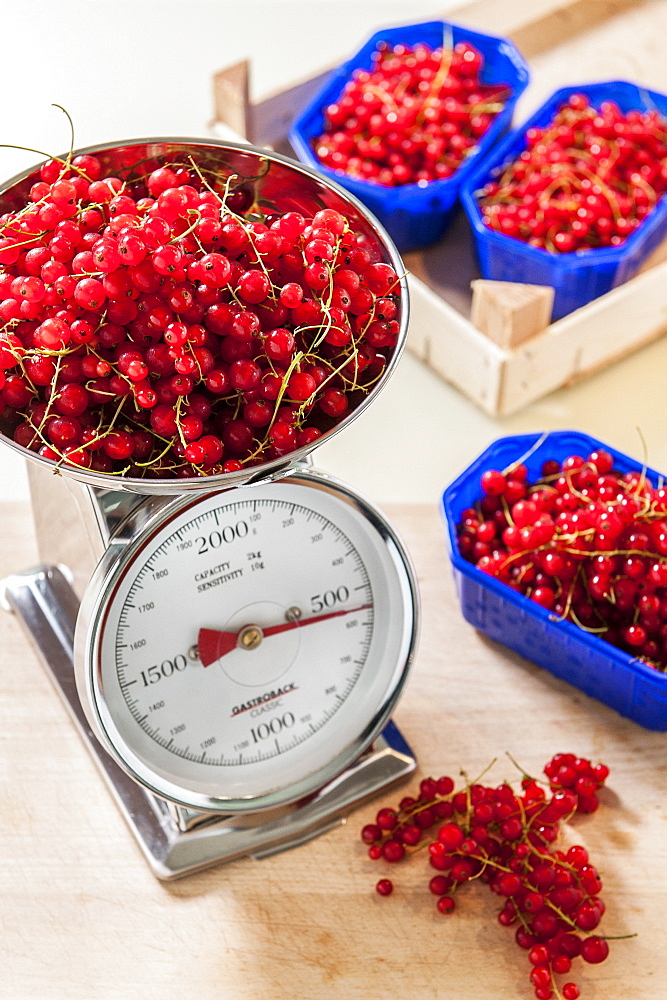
top-left (210, 0), bottom-right (667, 417)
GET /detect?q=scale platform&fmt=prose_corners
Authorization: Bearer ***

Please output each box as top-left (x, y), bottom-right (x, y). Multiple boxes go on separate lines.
top-left (1, 562), bottom-right (417, 880)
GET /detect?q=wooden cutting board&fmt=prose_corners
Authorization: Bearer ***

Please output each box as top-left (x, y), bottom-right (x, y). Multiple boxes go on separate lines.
top-left (0, 500), bottom-right (664, 1000)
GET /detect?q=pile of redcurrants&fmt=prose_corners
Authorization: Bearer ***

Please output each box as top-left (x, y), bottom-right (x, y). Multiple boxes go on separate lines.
top-left (478, 93), bottom-right (667, 252)
top-left (312, 40), bottom-right (511, 188)
top-left (0, 147), bottom-right (402, 479)
top-left (364, 753), bottom-right (614, 1000)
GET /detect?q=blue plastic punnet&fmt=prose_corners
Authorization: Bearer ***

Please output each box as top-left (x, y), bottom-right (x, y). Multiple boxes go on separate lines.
top-left (460, 81), bottom-right (667, 320)
top-left (441, 430), bottom-right (667, 731)
top-left (289, 21), bottom-right (530, 252)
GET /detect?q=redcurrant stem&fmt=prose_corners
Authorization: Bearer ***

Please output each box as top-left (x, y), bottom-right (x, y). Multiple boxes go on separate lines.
top-left (575, 162), bottom-right (623, 220)
top-left (416, 23), bottom-right (454, 124)
top-left (539, 896), bottom-right (579, 931)
top-left (513, 905), bottom-right (533, 935)
top-left (174, 398), bottom-right (190, 450)
top-left (0, 143), bottom-right (73, 169)
top-left (267, 351), bottom-right (306, 429)
top-left (458, 770), bottom-right (475, 827)
top-left (630, 172), bottom-right (657, 207)
top-left (632, 425), bottom-right (649, 499)
top-left (515, 562), bottom-right (535, 588)
top-left (98, 395), bottom-right (130, 439)
top-left (308, 349), bottom-right (362, 400)
top-left (32, 353), bottom-right (64, 441)
top-left (242, 436), bottom-right (271, 467)
top-left (51, 104), bottom-right (75, 167)
top-left (468, 758), bottom-right (499, 787)
top-left (504, 751), bottom-right (534, 781)
top-left (133, 436), bottom-right (177, 468)
top-left (225, 284), bottom-right (246, 310)
top-left (341, 353), bottom-right (385, 394)
top-left (598, 932), bottom-right (638, 941)
top-left (568, 607), bottom-right (607, 633)
top-left (0, 233), bottom-right (51, 254)
top-left (386, 269), bottom-right (409, 298)
top-left (188, 158), bottom-right (241, 211)
top-left (363, 84), bottom-right (399, 112)
top-left (499, 494), bottom-right (514, 526)
top-left (306, 304), bottom-right (335, 352)
top-left (126, 408), bottom-right (184, 468)
top-left (168, 207), bottom-right (202, 244)
top-left (501, 432), bottom-right (549, 478)
top-left (549, 972), bottom-right (567, 1000)
top-left (189, 158), bottom-right (278, 293)
top-left (319, 234), bottom-right (349, 308)
top-left (468, 101), bottom-right (506, 114)
top-left (229, 156), bottom-right (271, 186)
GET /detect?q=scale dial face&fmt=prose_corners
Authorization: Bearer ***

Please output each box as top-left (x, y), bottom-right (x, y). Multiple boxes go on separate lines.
top-left (75, 472), bottom-right (418, 813)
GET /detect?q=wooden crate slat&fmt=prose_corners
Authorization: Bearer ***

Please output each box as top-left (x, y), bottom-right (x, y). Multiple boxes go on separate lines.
top-left (445, 0), bottom-right (581, 38)
top-left (408, 275), bottom-right (506, 415)
top-left (497, 261), bottom-right (667, 412)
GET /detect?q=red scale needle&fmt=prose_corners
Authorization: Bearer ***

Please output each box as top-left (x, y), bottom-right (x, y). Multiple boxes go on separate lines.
top-left (197, 603), bottom-right (372, 667)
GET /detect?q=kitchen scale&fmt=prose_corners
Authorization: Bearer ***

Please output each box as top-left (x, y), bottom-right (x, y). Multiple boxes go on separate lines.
top-left (1, 461), bottom-right (419, 880)
top-left (0, 139), bottom-right (420, 881)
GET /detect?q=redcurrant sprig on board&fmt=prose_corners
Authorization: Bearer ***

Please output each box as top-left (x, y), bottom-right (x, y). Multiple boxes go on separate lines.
top-left (363, 753), bottom-right (627, 1000)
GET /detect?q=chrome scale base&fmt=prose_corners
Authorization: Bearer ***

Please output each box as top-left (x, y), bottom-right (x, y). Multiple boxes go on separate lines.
top-left (1, 564), bottom-right (416, 880)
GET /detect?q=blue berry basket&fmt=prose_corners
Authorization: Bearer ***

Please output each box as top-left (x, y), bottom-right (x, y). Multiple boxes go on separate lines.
top-left (441, 430), bottom-right (667, 731)
top-left (289, 21), bottom-right (530, 252)
top-left (460, 81), bottom-right (667, 320)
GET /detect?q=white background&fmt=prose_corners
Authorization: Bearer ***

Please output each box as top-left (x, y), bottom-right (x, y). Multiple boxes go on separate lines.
top-left (1, 0), bottom-right (666, 506)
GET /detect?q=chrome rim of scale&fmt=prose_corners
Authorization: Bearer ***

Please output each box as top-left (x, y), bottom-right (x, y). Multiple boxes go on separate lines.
top-left (73, 468), bottom-right (420, 815)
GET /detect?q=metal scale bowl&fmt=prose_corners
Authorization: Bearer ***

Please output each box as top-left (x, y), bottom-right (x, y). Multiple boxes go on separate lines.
top-left (0, 139), bottom-right (420, 878)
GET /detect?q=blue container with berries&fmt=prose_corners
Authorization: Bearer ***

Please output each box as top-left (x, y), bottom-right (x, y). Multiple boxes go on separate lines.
top-left (460, 81), bottom-right (667, 319)
top-left (290, 20), bottom-right (530, 251)
top-left (441, 430), bottom-right (667, 730)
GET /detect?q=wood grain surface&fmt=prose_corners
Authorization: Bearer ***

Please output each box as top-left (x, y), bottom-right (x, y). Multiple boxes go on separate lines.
top-left (1, 500), bottom-right (665, 1000)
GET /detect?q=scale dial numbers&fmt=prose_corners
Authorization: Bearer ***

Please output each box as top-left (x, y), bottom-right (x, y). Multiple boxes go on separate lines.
top-left (114, 497), bottom-right (373, 769)
top-left (77, 474), bottom-right (418, 813)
